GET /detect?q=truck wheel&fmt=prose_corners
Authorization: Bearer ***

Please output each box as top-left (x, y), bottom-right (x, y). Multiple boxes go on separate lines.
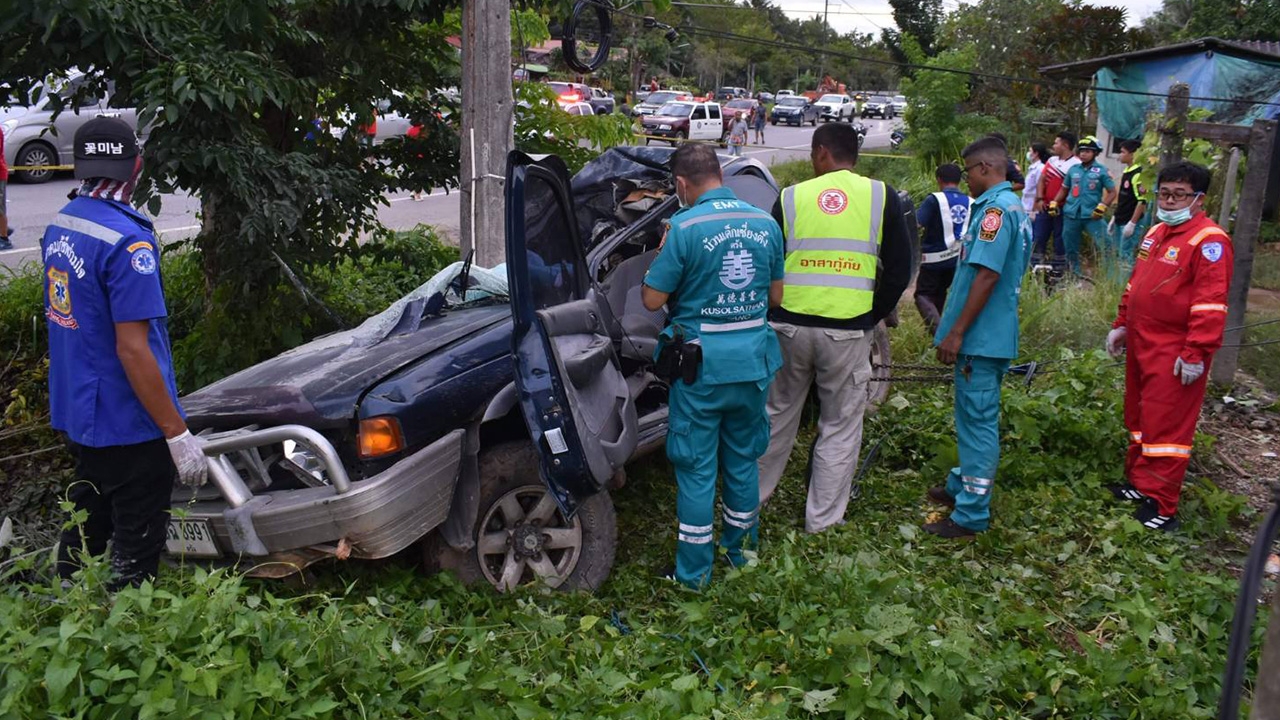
top-left (770, 119), bottom-right (776, 126)
top-left (810, 116), bottom-right (817, 126)
top-left (675, 130), bottom-right (687, 146)
top-left (425, 441), bottom-right (616, 593)
top-left (15, 142), bottom-right (57, 184)
top-left (865, 322), bottom-right (891, 413)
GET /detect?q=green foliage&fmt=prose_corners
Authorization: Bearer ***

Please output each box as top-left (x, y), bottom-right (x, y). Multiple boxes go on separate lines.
top-left (514, 84), bottom-right (634, 173)
top-left (0, 347), bottom-right (1262, 718)
top-left (899, 35), bottom-right (985, 174)
top-left (881, 0), bottom-right (945, 61)
top-left (1143, 0), bottom-right (1280, 44)
top-left (1, 0), bottom-right (462, 307)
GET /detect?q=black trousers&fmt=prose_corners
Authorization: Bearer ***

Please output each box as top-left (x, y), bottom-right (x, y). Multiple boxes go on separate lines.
top-left (56, 437), bottom-right (175, 590)
top-left (914, 265), bottom-right (956, 335)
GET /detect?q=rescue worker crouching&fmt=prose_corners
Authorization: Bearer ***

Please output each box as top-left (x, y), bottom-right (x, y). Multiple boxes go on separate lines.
top-left (44, 117), bottom-right (209, 591)
top-left (926, 137), bottom-right (1033, 539)
top-left (641, 143), bottom-right (785, 589)
top-left (1105, 161), bottom-right (1232, 532)
top-left (758, 123), bottom-right (913, 534)
top-left (914, 163), bottom-right (971, 334)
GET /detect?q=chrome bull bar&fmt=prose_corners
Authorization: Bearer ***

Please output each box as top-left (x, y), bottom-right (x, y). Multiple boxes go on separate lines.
top-left (199, 425), bottom-right (351, 508)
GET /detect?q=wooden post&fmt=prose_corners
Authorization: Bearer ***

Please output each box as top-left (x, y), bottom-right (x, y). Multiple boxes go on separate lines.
top-left (1212, 119), bottom-right (1278, 385)
top-left (1218, 146), bottom-right (1242, 231)
top-left (460, 0), bottom-right (514, 267)
top-left (1160, 83), bottom-right (1190, 167)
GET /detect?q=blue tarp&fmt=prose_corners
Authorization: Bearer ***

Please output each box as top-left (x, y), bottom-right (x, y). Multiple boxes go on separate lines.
top-left (1095, 51), bottom-right (1280, 140)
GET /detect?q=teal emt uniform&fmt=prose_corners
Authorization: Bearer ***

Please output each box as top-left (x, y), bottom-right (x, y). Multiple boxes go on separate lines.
top-left (933, 182), bottom-right (1032, 531)
top-left (644, 186), bottom-right (784, 588)
top-left (1060, 161), bottom-right (1115, 273)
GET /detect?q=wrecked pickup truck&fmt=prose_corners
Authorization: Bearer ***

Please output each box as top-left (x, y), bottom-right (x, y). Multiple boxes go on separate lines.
top-left (172, 147), bottom-right (902, 592)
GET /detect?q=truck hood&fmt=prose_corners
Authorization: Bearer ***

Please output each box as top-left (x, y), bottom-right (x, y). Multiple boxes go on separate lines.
top-left (182, 303), bottom-right (511, 430)
top-left (643, 114), bottom-right (687, 124)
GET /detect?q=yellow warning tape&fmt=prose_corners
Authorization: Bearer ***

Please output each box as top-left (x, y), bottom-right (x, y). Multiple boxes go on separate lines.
top-left (10, 165), bottom-right (75, 171)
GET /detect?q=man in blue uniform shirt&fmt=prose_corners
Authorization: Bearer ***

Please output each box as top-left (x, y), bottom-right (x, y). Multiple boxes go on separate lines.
top-left (926, 137), bottom-right (1033, 539)
top-left (45, 117), bottom-right (208, 590)
top-left (642, 143), bottom-right (785, 589)
top-left (1051, 135), bottom-right (1116, 275)
top-left (914, 163), bottom-right (971, 334)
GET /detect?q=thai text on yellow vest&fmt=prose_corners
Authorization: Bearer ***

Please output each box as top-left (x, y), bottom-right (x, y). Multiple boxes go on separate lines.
top-left (780, 171), bottom-right (886, 319)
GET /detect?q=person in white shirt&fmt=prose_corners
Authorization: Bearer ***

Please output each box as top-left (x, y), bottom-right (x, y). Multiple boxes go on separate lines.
top-left (1030, 131), bottom-right (1080, 275)
top-left (1022, 142), bottom-right (1048, 218)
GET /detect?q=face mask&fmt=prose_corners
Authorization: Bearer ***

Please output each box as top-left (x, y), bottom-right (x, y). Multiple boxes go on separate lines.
top-left (1156, 193), bottom-right (1202, 226)
top-left (675, 181), bottom-right (689, 208)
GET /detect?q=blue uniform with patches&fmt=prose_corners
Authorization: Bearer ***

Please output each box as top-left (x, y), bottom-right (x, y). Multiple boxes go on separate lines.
top-left (933, 182), bottom-right (1031, 531)
top-left (1060, 161), bottom-right (1115, 273)
top-left (41, 197), bottom-right (181, 447)
top-left (643, 186), bottom-right (784, 588)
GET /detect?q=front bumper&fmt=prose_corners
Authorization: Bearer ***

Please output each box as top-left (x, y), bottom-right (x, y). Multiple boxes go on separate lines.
top-left (643, 126), bottom-right (680, 138)
top-left (772, 113), bottom-right (801, 124)
top-left (171, 427), bottom-right (463, 562)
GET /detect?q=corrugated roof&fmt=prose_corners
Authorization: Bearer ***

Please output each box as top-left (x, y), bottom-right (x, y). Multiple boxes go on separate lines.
top-left (1040, 37), bottom-right (1280, 78)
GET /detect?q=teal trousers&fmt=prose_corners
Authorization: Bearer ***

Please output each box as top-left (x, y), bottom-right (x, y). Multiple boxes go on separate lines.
top-left (944, 355), bottom-right (1009, 531)
top-left (667, 377), bottom-right (771, 589)
top-left (1109, 217), bottom-right (1149, 271)
top-left (1061, 216), bottom-right (1108, 275)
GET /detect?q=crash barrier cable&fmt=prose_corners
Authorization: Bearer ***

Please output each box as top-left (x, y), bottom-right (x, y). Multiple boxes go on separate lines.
top-left (609, 609), bottom-right (730, 695)
top-left (1217, 482), bottom-right (1280, 720)
top-left (1226, 317), bottom-right (1280, 332)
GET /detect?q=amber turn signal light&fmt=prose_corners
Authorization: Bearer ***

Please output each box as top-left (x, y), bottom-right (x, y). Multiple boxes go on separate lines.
top-left (358, 417), bottom-right (405, 459)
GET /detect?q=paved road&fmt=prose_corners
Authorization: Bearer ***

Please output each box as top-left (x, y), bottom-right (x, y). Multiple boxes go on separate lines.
top-left (1, 117), bottom-right (898, 270)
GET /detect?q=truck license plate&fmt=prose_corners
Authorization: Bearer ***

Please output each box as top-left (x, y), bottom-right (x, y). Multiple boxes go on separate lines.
top-left (166, 519), bottom-right (221, 557)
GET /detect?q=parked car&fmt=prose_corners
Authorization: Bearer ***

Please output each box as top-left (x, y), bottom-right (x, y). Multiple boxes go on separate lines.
top-left (640, 100), bottom-right (725, 144)
top-left (776, 89), bottom-right (795, 98)
top-left (714, 86), bottom-right (748, 101)
top-left (756, 91), bottom-right (775, 105)
top-left (1, 73), bottom-right (142, 184)
top-left (891, 94), bottom-right (908, 115)
top-left (769, 95), bottom-right (818, 126)
top-left (722, 98), bottom-right (760, 123)
top-left (172, 147), bottom-right (892, 595)
top-left (861, 95), bottom-right (895, 119)
top-left (588, 87), bottom-right (616, 115)
top-left (562, 102), bottom-right (595, 117)
top-left (814, 93), bottom-right (855, 123)
top-left (631, 90), bottom-right (690, 117)
top-left (547, 81), bottom-right (590, 106)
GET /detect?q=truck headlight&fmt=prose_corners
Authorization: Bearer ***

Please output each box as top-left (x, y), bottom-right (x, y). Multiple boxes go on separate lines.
top-left (659, 124), bottom-right (671, 130)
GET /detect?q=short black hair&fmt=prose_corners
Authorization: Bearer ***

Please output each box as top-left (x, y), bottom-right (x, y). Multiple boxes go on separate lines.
top-left (935, 163), bottom-right (962, 184)
top-left (669, 143), bottom-right (722, 184)
top-left (1119, 139), bottom-right (1141, 153)
top-left (812, 123), bottom-right (860, 164)
top-left (986, 132), bottom-right (1008, 146)
top-left (1031, 142), bottom-right (1050, 163)
top-left (1056, 131), bottom-right (1077, 149)
top-left (1157, 161), bottom-right (1211, 194)
top-left (961, 137), bottom-right (1009, 179)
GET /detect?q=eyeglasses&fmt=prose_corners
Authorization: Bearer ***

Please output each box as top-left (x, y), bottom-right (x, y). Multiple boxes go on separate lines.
top-left (960, 161), bottom-right (986, 180)
top-left (1157, 189), bottom-right (1199, 202)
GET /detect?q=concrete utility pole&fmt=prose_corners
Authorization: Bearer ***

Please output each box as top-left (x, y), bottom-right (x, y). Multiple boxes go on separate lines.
top-left (460, 0), bottom-right (513, 267)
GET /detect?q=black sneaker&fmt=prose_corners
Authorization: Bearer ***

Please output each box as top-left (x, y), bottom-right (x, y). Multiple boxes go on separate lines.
top-left (1134, 498), bottom-right (1180, 532)
top-left (0, 235), bottom-right (12, 251)
top-left (657, 565), bottom-right (677, 581)
top-left (1107, 483), bottom-right (1146, 503)
top-left (922, 518), bottom-right (976, 539)
top-left (926, 486), bottom-right (955, 507)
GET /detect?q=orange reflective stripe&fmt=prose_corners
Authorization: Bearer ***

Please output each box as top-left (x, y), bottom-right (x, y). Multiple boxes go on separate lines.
top-left (1190, 303), bottom-right (1228, 313)
top-left (1142, 443), bottom-right (1192, 458)
top-left (1186, 227), bottom-right (1226, 247)
top-left (1128, 431), bottom-right (1142, 443)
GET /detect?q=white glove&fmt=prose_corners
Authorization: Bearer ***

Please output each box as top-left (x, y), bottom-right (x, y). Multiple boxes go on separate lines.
top-left (1105, 327), bottom-right (1127, 357)
top-left (1173, 357), bottom-right (1205, 386)
top-left (1122, 221), bottom-right (1137, 239)
top-left (1107, 218), bottom-right (1116, 235)
top-left (167, 430), bottom-right (209, 488)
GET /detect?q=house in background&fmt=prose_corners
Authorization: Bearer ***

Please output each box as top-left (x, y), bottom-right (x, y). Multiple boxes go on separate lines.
top-left (1040, 37), bottom-right (1280, 194)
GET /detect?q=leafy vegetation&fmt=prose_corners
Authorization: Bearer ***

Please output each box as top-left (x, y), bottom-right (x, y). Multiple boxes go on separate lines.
top-left (0, 312), bottom-right (1265, 717)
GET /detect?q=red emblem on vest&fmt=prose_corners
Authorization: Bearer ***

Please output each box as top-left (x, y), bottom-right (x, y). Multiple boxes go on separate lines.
top-left (818, 189), bottom-right (848, 215)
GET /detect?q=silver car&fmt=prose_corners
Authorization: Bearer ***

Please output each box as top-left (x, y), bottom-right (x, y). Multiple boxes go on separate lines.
top-left (2, 74), bottom-right (141, 184)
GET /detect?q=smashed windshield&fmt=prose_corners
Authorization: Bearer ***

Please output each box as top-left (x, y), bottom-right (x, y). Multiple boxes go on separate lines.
top-left (655, 102), bottom-right (692, 117)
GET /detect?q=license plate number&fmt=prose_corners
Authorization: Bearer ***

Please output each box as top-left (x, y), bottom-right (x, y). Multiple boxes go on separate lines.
top-left (166, 519), bottom-right (221, 557)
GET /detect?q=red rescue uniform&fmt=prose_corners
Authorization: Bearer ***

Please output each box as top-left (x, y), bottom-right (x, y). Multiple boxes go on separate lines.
top-left (1113, 214), bottom-right (1233, 515)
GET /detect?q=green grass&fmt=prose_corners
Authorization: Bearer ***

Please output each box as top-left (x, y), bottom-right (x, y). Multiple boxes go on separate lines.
top-left (1250, 246), bottom-right (1280, 292)
top-left (1, 306), bottom-right (1265, 718)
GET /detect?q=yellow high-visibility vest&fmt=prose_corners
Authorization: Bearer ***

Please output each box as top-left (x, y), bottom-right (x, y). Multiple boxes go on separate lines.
top-left (779, 170), bottom-right (886, 319)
